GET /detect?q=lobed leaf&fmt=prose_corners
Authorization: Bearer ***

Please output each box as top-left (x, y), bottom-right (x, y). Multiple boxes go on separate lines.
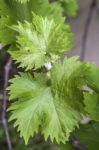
top-left (8, 58), bottom-right (99, 144)
top-left (8, 57), bottom-right (86, 144)
top-left (9, 14), bottom-right (72, 70)
top-left (0, 0), bottom-right (64, 46)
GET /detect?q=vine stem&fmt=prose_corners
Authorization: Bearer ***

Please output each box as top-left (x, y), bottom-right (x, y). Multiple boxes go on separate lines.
top-left (70, 135), bottom-right (87, 150)
top-left (1, 58), bottom-right (13, 150)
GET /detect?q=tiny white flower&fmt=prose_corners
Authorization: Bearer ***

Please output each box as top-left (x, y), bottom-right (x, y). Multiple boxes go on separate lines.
top-left (45, 62), bottom-right (52, 70)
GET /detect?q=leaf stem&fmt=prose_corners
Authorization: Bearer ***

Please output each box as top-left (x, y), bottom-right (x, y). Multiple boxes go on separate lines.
top-left (70, 135), bottom-right (87, 150)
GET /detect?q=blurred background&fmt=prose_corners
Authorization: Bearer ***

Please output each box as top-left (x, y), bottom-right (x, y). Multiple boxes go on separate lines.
top-left (68, 0), bottom-right (99, 64)
top-left (0, 0), bottom-right (99, 150)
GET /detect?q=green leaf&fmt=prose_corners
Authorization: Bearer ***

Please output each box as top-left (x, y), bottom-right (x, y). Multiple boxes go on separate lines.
top-left (51, 56), bottom-right (89, 112)
top-left (8, 57), bottom-right (87, 144)
top-left (0, 0), bottom-right (64, 46)
top-left (63, 0), bottom-right (78, 17)
top-left (16, 0), bottom-right (78, 17)
top-left (0, 0), bottom-right (32, 45)
top-left (83, 63), bottom-right (99, 121)
top-left (8, 73), bottom-right (79, 144)
top-left (8, 56), bottom-right (99, 145)
top-left (56, 0), bottom-right (78, 17)
top-left (73, 122), bottom-right (99, 150)
top-left (85, 63), bottom-right (99, 92)
top-left (9, 14), bottom-right (72, 70)
top-left (84, 92), bottom-right (99, 121)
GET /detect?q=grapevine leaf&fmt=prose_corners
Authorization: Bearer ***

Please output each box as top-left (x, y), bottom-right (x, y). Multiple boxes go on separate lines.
top-left (73, 122), bottom-right (99, 150)
top-left (8, 73), bottom-right (79, 144)
top-left (63, 0), bottom-right (78, 17)
top-left (0, 0), bottom-right (64, 46)
top-left (0, 16), bottom-right (15, 46)
top-left (9, 14), bottom-right (72, 70)
top-left (85, 63), bottom-right (99, 92)
top-left (8, 57), bottom-right (88, 144)
top-left (56, 0), bottom-right (78, 17)
top-left (0, 0), bottom-right (32, 45)
top-left (84, 92), bottom-right (99, 121)
top-left (16, 0), bottom-right (78, 17)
